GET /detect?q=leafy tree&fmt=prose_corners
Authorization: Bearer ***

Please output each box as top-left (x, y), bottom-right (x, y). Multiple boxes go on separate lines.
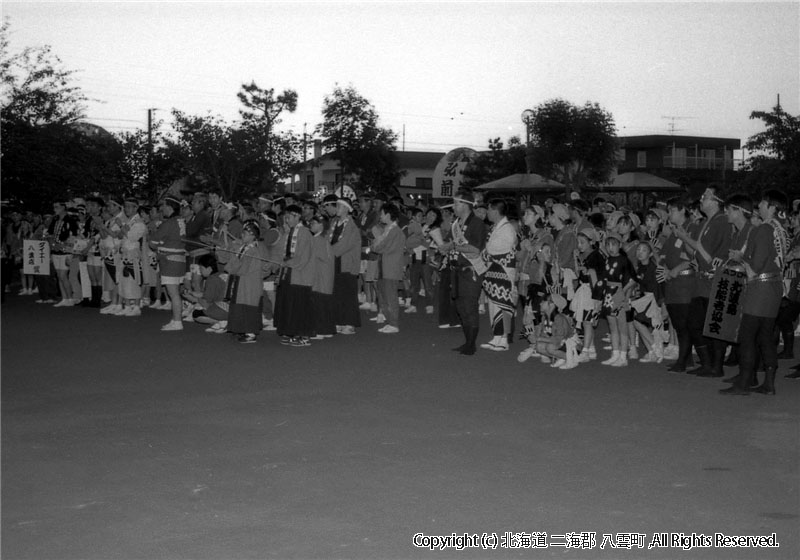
top-left (237, 82), bottom-right (300, 190)
top-left (0, 20), bottom-right (87, 127)
top-left (461, 136), bottom-right (527, 189)
top-left (1, 20), bottom-right (124, 210)
top-left (115, 121), bottom-right (184, 201)
top-left (525, 98), bottom-right (618, 196)
top-left (317, 84), bottom-right (402, 192)
top-left (739, 103), bottom-right (800, 195)
top-left (166, 109), bottom-right (302, 201)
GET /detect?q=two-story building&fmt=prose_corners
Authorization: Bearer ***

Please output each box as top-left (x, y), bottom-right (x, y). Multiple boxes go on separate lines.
top-left (292, 134), bottom-right (742, 204)
top-left (618, 135), bottom-right (740, 186)
top-left (289, 140), bottom-right (443, 201)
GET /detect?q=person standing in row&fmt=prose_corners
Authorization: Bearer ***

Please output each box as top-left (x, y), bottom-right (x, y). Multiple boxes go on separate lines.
top-left (275, 205), bottom-right (314, 347)
top-left (370, 203), bottom-right (406, 334)
top-left (674, 185), bottom-right (731, 378)
top-left (149, 197), bottom-right (186, 331)
top-left (721, 190), bottom-right (789, 396)
top-left (444, 189), bottom-right (488, 356)
top-left (225, 220), bottom-right (268, 344)
top-left (480, 199), bottom-right (518, 352)
top-left (329, 196), bottom-right (362, 335)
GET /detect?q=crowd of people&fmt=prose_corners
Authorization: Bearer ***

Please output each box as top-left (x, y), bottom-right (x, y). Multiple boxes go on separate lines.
top-left (3, 184), bottom-right (800, 395)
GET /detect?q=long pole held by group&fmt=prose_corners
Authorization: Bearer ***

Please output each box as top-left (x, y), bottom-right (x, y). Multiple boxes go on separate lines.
top-left (181, 239), bottom-right (284, 266)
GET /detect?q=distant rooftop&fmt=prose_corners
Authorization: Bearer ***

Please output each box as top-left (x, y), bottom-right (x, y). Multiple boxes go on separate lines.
top-left (620, 135), bottom-right (741, 150)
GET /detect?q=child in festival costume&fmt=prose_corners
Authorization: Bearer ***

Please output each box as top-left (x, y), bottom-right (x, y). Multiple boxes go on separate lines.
top-left (181, 253), bottom-right (229, 329)
top-left (600, 233), bottom-right (637, 367)
top-left (517, 242), bottom-right (557, 363)
top-left (534, 294), bottom-right (579, 369)
top-left (572, 228), bottom-right (605, 362)
top-left (225, 220), bottom-right (269, 344)
top-left (631, 241), bottom-right (666, 363)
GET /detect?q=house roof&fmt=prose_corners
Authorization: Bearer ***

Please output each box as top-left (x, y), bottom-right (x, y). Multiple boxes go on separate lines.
top-left (396, 151), bottom-right (446, 169)
top-left (475, 173), bottom-right (565, 192)
top-left (620, 135), bottom-right (741, 150)
top-left (307, 150), bottom-right (445, 170)
top-left (608, 172), bottom-right (683, 190)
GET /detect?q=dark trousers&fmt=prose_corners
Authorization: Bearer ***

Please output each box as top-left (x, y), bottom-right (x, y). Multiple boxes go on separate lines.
top-left (738, 313), bottom-right (777, 384)
top-left (666, 302), bottom-right (692, 364)
top-left (688, 296), bottom-right (710, 348)
top-left (437, 267), bottom-right (460, 326)
top-left (775, 299), bottom-right (800, 349)
top-left (35, 271), bottom-right (60, 300)
top-left (453, 268), bottom-right (481, 330)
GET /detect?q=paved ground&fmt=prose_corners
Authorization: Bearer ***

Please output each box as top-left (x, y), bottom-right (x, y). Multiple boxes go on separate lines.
top-left (2, 294), bottom-right (798, 559)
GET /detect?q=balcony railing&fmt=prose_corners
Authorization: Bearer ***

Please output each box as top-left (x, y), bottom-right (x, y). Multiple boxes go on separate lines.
top-left (663, 156), bottom-right (734, 170)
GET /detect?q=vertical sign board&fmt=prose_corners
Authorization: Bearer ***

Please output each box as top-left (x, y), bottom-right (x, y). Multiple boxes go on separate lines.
top-left (432, 147), bottom-right (478, 199)
top-left (23, 240), bottom-right (50, 275)
top-left (703, 264), bottom-right (746, 342)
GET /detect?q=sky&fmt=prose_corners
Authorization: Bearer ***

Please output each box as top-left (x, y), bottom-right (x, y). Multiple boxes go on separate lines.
top-left (3, 1), bottom-right (799, 159)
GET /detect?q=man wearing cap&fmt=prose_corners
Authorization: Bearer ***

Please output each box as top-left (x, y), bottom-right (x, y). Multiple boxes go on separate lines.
top-left (442, 188), bottom-right (488, 355)
top-left (674, 185), bottom-right (732, 378)
top-left (329, 195), bottom-right (362, 334)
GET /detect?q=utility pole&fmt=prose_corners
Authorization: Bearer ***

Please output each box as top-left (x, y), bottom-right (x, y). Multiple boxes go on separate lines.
top-left (303, 123), bottom-right (308, 191)
top-left (147, 108), bottom-right (155, 197)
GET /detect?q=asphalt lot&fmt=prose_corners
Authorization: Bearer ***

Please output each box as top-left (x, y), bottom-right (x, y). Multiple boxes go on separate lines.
top-left (2, 294), bottom-right (798, 559)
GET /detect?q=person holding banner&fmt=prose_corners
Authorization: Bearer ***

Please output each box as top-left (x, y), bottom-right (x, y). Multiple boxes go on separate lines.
top-left (673, 185), bottom-right (732, 378)
top-left (721, 189), bottom-right (789, 396)
top-left (717, 194), bottom-right (755, 380)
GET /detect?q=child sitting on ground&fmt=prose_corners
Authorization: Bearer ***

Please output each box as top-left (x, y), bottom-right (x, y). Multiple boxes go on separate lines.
top-left (181, 253), bottom-right (229, 330)
top-left (532, 294), bottom-right (579, 369)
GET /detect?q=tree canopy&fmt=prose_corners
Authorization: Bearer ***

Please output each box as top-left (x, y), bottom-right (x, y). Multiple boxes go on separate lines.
top-left (739, 103), bottom-right (800, 195)
top-left (460, 136), bottom-right (527, 189)
top-left (1, 20), bottom-right (125, 210)
top-left (525, 98), bottom-right (619, 195)
top-left (317, 84), bottom-right (402, 192)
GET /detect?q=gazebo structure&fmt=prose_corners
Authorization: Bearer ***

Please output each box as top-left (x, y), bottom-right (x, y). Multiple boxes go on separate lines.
top-left (474, 173), bottom-right (566, 208)
top-left (586, 172), bottom-right (684, 210)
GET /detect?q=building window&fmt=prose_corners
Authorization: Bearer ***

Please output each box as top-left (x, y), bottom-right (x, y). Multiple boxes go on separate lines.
top-left (306, 174), bottom-right (314, 191)
top-left (415, 177), bottom-right (433, 189)
top-left (673, 147), bottom-right (687, 168)
top-left (637, 151), bottom-right (647, 168)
